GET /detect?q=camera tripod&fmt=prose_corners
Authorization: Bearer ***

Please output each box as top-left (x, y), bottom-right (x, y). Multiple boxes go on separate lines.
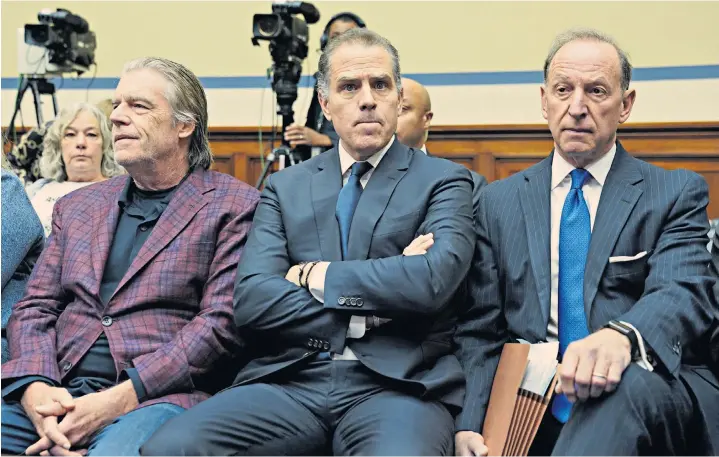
top-left (255, 115), bottom-right (304, 189)
top-left (255, 61), bottom-right (307, 189)
top-left (7, 74), bottom-right (59, 143)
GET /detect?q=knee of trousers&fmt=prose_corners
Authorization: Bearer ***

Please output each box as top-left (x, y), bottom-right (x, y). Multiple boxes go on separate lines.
top-left (140, 423), bottom-right (203, 456)
top-left (573, 364), bottom-right (678, 423)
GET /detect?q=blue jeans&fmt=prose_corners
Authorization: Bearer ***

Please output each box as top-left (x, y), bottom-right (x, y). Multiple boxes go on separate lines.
top-left (2, 400), bottom-right (184, 456)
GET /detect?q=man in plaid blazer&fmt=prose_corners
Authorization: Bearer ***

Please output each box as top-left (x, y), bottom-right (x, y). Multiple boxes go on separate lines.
top-left (1, 57), bottom-right (260, 456)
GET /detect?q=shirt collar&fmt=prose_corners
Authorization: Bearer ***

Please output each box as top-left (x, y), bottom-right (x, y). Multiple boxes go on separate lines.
top-left (551, 142), bottom-right (616, 189)
top-left (421, 144), bottom-right (427, 154)
top-left (118, 176), bottom-right (134, 208)
top-left (339, 135), bottom-right (395, 176)
top-left (118, 168), bottom-right (192, 209)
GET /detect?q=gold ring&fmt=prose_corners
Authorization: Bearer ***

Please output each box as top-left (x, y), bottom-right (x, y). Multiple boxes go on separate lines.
top-left (592, 373), bottom-right (607, 379)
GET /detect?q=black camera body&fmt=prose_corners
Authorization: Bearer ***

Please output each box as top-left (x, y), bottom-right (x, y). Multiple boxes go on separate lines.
top-left (24, 8), bottom-right (96, 74)
top-left (251, 2), bottom-right (321, 186)
top-left (252, 2), bottom-right (320, 120)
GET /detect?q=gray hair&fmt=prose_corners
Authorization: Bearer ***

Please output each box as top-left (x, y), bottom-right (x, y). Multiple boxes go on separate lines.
top-left (41, 102), bottom-right (124, 182)
top-left (543, 28), bottom-right (633, 91)
top-left (122, 57), bottom-right (212, 170)
top-left (316, 28), bottom-right (402, 100)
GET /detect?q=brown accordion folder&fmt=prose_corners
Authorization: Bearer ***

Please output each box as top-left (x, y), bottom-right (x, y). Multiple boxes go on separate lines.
top-left (482, 342), bottom-right (560, 457)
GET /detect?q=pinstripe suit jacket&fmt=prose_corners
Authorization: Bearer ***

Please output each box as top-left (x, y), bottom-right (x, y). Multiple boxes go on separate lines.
top-left (455, 143), bottom-right (719, 447)
top-left (2, 169), bottom-right (260, 410)
top-left (710, 234), bottom-right (719, 371)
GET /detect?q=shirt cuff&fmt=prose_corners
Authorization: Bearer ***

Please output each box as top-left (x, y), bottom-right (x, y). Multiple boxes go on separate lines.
top-left (308, 262), bottom-right (330, 304)
top-left (619, 320), bottom-right (655, 372)
top-left (347, 316), bottom-right (367, 339)
top-left (1, 376), bottom-right (57, 402)
top-left (122, 368), bottom-right (148, 403)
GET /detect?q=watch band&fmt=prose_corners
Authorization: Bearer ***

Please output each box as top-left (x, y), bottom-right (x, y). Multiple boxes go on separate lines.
top-left (605, 320), bottom-right (638, 353)
top-left (604, 320), bottom-right (655, 372)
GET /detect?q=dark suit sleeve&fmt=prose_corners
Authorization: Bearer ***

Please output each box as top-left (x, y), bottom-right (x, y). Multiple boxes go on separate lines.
top-left (470, 170), bottom-right (488, 225)
top-left (131, 191), bottom-right (258, 400)
top-left (2, 199), bottom-right (66, 384)
top-left (711, 232), bottom-right (719, 275)
top-left (620, 174), bottom-right (715, 375)
top-left (323, 166), bottom-right (475, 316)
top-left (233, 174), bottom-right (351, 353)
top-left (1, 171), bottom-right (44, 289)
top-left (453, 187), bottom-right (508, 433)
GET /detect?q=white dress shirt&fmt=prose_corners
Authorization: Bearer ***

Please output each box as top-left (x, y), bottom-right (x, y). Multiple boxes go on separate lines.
top-left (308, 135), bottom-right (395, 360)
top-left (547, 144), bottom-right (616, 340)
top-left (547, 143), bottom-right (653, 371)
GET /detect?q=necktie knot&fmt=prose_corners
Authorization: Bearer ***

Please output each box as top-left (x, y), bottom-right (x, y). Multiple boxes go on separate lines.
top-left (570, 168), bottom-right (590, 190)
top-left (350, 161), bottom-right (372, 178)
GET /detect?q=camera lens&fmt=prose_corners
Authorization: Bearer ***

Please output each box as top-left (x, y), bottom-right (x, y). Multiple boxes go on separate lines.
top-left (258, 17), bottom-right (280, 36)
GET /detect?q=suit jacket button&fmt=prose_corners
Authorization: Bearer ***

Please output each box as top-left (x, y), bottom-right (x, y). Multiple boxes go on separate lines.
top-left (62, 362), bottom-right (72, 372)
top-left (307, 338), bottom-right (314, 347)
top-left (338, 296), bottom-right (346, 306)
top-left (101, 316), bottom-right (113, 327)
top-left (349, 297), bottom-right (357, 307)
top-left (356, 298), bottom-right (363, 307)
top-left (322, 342), bottom-right (330, 350)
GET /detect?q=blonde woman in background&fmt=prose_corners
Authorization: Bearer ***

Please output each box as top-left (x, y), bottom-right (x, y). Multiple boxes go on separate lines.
top-left (7, 99), bottom-right (115, 185)
top-left (27, 102), bottom-right (124, 235)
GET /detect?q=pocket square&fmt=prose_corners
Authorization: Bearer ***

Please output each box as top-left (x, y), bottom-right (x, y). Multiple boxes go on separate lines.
top-left (609, 251), bottom-right (648, 263)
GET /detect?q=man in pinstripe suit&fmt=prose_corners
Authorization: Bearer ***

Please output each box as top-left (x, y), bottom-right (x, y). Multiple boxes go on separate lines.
top-left (455, 29), bottom-right (719, 456)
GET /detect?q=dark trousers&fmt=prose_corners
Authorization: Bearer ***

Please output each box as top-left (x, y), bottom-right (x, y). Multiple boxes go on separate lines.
top-left (142, 359), bottom-right (455, 456)
top-left (530, 364), bottom-right (699, 456)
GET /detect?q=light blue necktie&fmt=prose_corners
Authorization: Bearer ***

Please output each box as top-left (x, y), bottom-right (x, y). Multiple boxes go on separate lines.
top-left (336, 161), bottom-right (372, 259)
top-left (551, 168), bottom-right (592, 423)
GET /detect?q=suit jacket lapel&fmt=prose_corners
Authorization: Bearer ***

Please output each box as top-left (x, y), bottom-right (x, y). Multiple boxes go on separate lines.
top-left (347, 141), bottom-right (410, 260)
top-left (90, 178), bottom-right (127, 289)
top-left (311, 150), bottom-right (343, 261)
top-left (111, 170), bottom-right (211, 300)
top-left (584, 144), bottom-right (644, 318)
top-left (518, 156), bottom-right (553, 328)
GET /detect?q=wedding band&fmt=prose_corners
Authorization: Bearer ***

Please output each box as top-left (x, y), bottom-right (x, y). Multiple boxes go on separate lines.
top-left (592, 373), bottom-right (607, 379)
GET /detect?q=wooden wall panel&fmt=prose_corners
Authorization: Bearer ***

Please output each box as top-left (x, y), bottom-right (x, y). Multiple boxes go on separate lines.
top-left (204, 123), bottom-right (719, 218)
top-left (4, 123), bottom-right (718, 217)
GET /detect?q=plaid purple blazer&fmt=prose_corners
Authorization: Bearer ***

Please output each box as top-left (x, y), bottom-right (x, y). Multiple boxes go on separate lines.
top-left (2, 169), bottom-right (260, 410)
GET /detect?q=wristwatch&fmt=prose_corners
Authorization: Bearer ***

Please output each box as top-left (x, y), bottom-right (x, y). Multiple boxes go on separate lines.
top-left (604, 319), bottom-right (656, 371)
top-left (604, 320), bottom-right (638, 355)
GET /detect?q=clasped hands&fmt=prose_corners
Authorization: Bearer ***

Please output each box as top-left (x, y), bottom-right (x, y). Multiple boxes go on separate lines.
top-left (21, 380), bottom-right (138, 456)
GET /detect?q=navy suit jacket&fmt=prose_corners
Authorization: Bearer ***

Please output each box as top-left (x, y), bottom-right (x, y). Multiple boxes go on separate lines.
top-left (709, 234), bottom-right (719, 371)
top-left (424, 148), bottom-right (488, 221)
top-left (456, 143), bottom-right (719, 449)
top-left (232, 139), bottom-right (475, 411)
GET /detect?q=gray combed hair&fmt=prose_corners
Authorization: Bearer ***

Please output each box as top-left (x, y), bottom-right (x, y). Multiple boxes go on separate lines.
top-left (316, 28), bottom-right (402, 100)
top-left (543, 28), bottom-right (633, 91)
top-left (41, 102), bottom-right (124, 181)
top-left (122, 57), bottom-right (213, 170)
